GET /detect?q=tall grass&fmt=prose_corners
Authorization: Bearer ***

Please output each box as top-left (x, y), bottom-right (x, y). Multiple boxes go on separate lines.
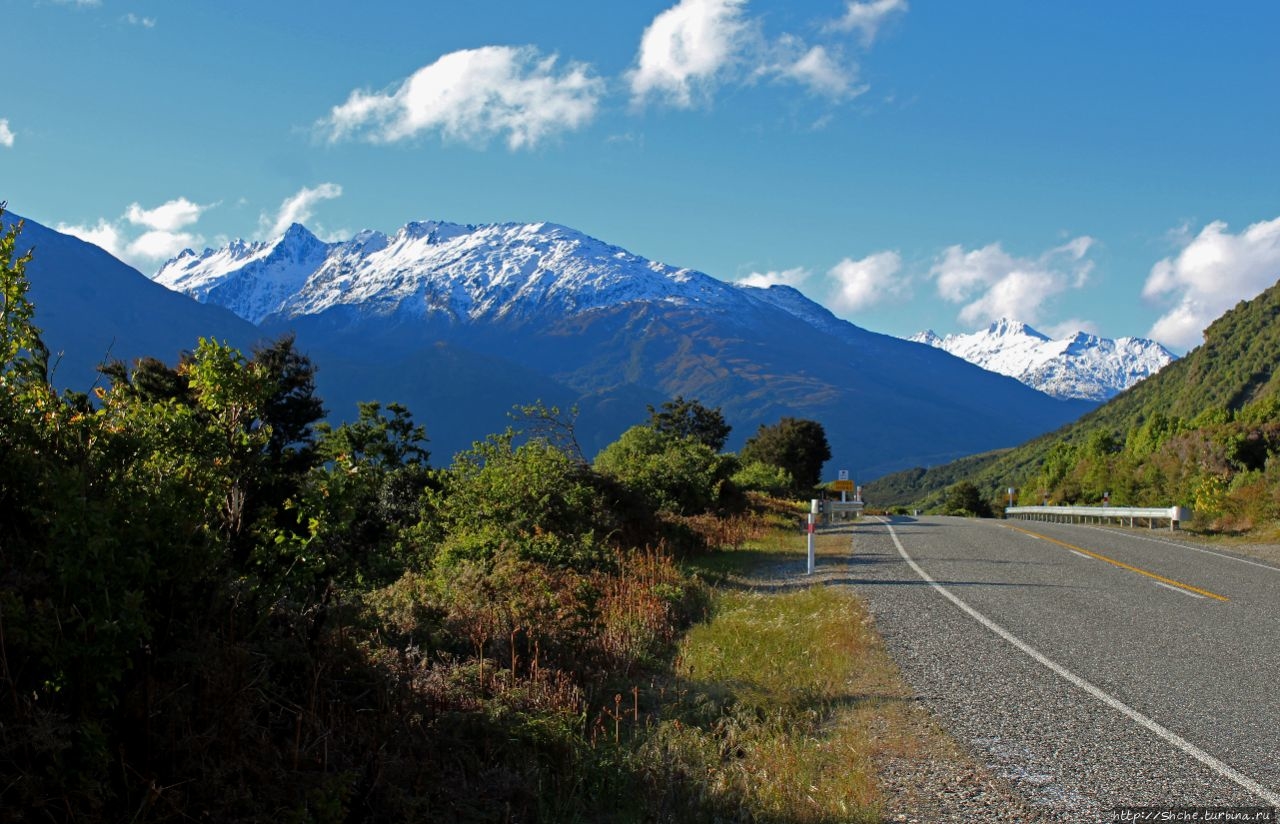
top-left (604, 526), bottom-right (912, 823)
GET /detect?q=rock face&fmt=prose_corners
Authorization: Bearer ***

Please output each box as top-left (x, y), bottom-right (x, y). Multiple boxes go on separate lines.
top-left (910, 319), bottom-right (1176, 401)
top-left (149, 218), bottom-right (1092, 476)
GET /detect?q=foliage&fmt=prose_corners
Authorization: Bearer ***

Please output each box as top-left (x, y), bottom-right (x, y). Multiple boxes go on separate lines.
top-left (942, 481), bottom-right (994, 517)
top-left (593, 424), bottom-right (736, 516)
top-left (730, 459), bottom-right (795, 497)
top-left (739, 416), bottom-right (832, 492)
top-left (646, 394), bottom-right (731, 451)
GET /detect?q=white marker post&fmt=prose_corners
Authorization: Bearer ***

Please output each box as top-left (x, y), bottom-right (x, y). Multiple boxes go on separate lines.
top-left (808, 499), bottom-right (819, 575)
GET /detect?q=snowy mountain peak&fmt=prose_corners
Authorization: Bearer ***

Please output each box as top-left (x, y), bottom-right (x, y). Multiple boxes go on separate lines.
top-left (909, 320), bottom-right (1176, 401)
top-left (153, 218), bottom-right (764, 328)
top-left (154, 224), bottom-right (335, 324)
top-left (986, 318), bottom-right (1048, 341)
top-left (908, 329), bottom-right (943, 347)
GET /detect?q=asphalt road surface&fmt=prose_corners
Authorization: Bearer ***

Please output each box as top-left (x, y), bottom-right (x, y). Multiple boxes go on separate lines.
top-left (841, 515), bottom-right (1280, 822)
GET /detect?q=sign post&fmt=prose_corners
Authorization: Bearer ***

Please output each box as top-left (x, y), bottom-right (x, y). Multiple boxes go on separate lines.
top-left (807, 499), bottom-right (819, 575)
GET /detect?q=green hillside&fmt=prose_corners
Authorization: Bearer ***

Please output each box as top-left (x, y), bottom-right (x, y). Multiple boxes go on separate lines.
top-left (866, 276), bottom-right (1280, 531)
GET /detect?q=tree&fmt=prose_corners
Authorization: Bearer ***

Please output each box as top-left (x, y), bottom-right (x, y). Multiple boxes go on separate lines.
top-left (646, 395), bottom-right (731, 451)
top-left (253, 333), bottom-right (326, 472)
top-left (432, 430), bottom-right (615, 570)
top-left (0, 204), bottom-right (45, 384)
top-left (738, 417), bottom-right (831, 492)
top-left (943, 481), bottom-right (992, 517)
top-left (594, 424), bottom-right (734, 515)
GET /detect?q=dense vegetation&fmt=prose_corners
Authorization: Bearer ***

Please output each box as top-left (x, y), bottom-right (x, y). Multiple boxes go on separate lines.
top-left (866, 278), bottom-right (1280, 530)
top-left (0, 210), bottom-right (842, 821)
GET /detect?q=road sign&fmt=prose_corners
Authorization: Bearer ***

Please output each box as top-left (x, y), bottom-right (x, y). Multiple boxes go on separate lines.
top-left (838, 469), bottom-right (850, 481)
top-left (833, 479), bottom-right (855, 492)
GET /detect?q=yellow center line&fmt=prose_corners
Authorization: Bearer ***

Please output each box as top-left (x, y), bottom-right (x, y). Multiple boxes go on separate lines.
top-left (1004, 524), bottom-right (1230, 602)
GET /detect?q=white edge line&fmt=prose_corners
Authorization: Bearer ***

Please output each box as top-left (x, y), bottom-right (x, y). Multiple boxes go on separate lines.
top-left (1068, 549), bottom-right (1091, 561)
top-left (1079, 524), bottom-right (1280, 574)
top-left (1154, 581), bottom-right (1206, 600)
top-left (875, 516), bottom-right (1280, 807)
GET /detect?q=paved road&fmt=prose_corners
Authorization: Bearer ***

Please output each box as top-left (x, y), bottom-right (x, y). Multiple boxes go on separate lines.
top-left (840, 515), bottom-right (1280, 822)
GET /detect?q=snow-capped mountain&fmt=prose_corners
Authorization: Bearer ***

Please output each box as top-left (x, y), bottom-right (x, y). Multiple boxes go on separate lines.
top-left (156, 220), bottom-right (755, 327)
top-left (150, 219), bottom-right (1095, 477)
top-left (909, 319), bottom-right (1176, 401)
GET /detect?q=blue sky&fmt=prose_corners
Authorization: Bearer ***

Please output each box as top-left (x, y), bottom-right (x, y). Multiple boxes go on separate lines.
top-left (3, 0), bottom-right (1278, 351)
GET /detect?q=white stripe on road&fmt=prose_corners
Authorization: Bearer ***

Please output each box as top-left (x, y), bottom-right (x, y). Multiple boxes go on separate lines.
top-left (875, 516), bottom-right (1280, 807)
top-left (1154, 581), bottom-right (1206, 600)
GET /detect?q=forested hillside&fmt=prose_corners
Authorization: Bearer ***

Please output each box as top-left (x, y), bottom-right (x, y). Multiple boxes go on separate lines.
top-left (867, 278), bottom-right (1280, 531)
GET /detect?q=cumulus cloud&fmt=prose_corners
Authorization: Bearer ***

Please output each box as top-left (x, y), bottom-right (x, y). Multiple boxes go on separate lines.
top-left (56, 219), bottom-right (125, 259)
top-left (782, 45), bottom-right (858, 99)
top-left (127, 230), bottom-right (198, 263)
top-left (261, 183), bottom-right (343, 239)
top-left (125, 197), bottom-right (209, 232)
top-left (827, 250), bottom-right (903, 312)
top-left (737, 266), bottom-right (811, 288)
top-left (123, 13), bottom-right (157, 28)
top-left (0, 119), bottom-right (13, 148)
top-left (759, 38), bottom-right (867, 100)
top-left (828, 0), bottom-right (908, 45)
top-left (324, 46), bottom-right (603, 150)
top-left (629, 0), bottom-right (752, 108)
top-left (56, 197), bottom-right (218, 271)
top-left (1143, 216), bottom-right (1280, 349)
top-left (931, 237), bottom-right (1095, 328)
top-left (117, 197), bottom-right (214, 265)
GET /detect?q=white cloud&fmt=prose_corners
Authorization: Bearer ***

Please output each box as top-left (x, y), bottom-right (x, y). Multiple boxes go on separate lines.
top-left (630, 0), bottom-right (882, 109)
top-left (1043, 318), bottom-right (1101, 339)
top-left (125, 197), bottom-right (209, 232)
top-left (783, 45), bottom-right (857, 99)
top-left (52, 0), bottom-right (101, 6)
top-left (629, 0), bottom-right (751, 108)
top-left (0, 119), bottom-right (13, 148)
top-left (324, 46), bottom-right (603, 150)
top-left (123, 13), bottom-right (157, 28)
top-left (829, 0), bottom-right (908, 46)
top-left (56, 219), bottom-right (125, 259)
top-left (931, 237), bottom-right (1095, 328)
top-left (827, 250), bottom-right (904, 312)
top-left (737, 266), bottom-right (811, 288)
top-left (262, 183), bottom-right (343, 239)
top-left (55, 197), bottom-right (217, 271)
top-left (127, 230), bottom-right (199, 263)
top-left (760, 38), bottom-right (867, 100)
top-left (1143, 216), bottom-right (1280, 349)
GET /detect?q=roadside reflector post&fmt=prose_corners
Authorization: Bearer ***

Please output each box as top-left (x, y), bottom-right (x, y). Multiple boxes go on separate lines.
top-left (808, 499), bottom-right (819, 575)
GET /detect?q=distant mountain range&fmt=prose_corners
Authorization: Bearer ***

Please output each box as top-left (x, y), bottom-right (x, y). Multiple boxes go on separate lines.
top-left (5, 209), bottom-right (1096, 479)
top-left (909, 320), bottom-right (1176, 401)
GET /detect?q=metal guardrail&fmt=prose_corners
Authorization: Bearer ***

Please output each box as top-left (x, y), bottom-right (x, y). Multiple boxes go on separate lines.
top-left (1005, 505), bottom-right (1192, 532)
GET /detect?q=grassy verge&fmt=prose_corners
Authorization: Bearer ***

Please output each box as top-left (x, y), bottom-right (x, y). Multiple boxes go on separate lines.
top-left (613, 526), bottom-right (927, 823)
